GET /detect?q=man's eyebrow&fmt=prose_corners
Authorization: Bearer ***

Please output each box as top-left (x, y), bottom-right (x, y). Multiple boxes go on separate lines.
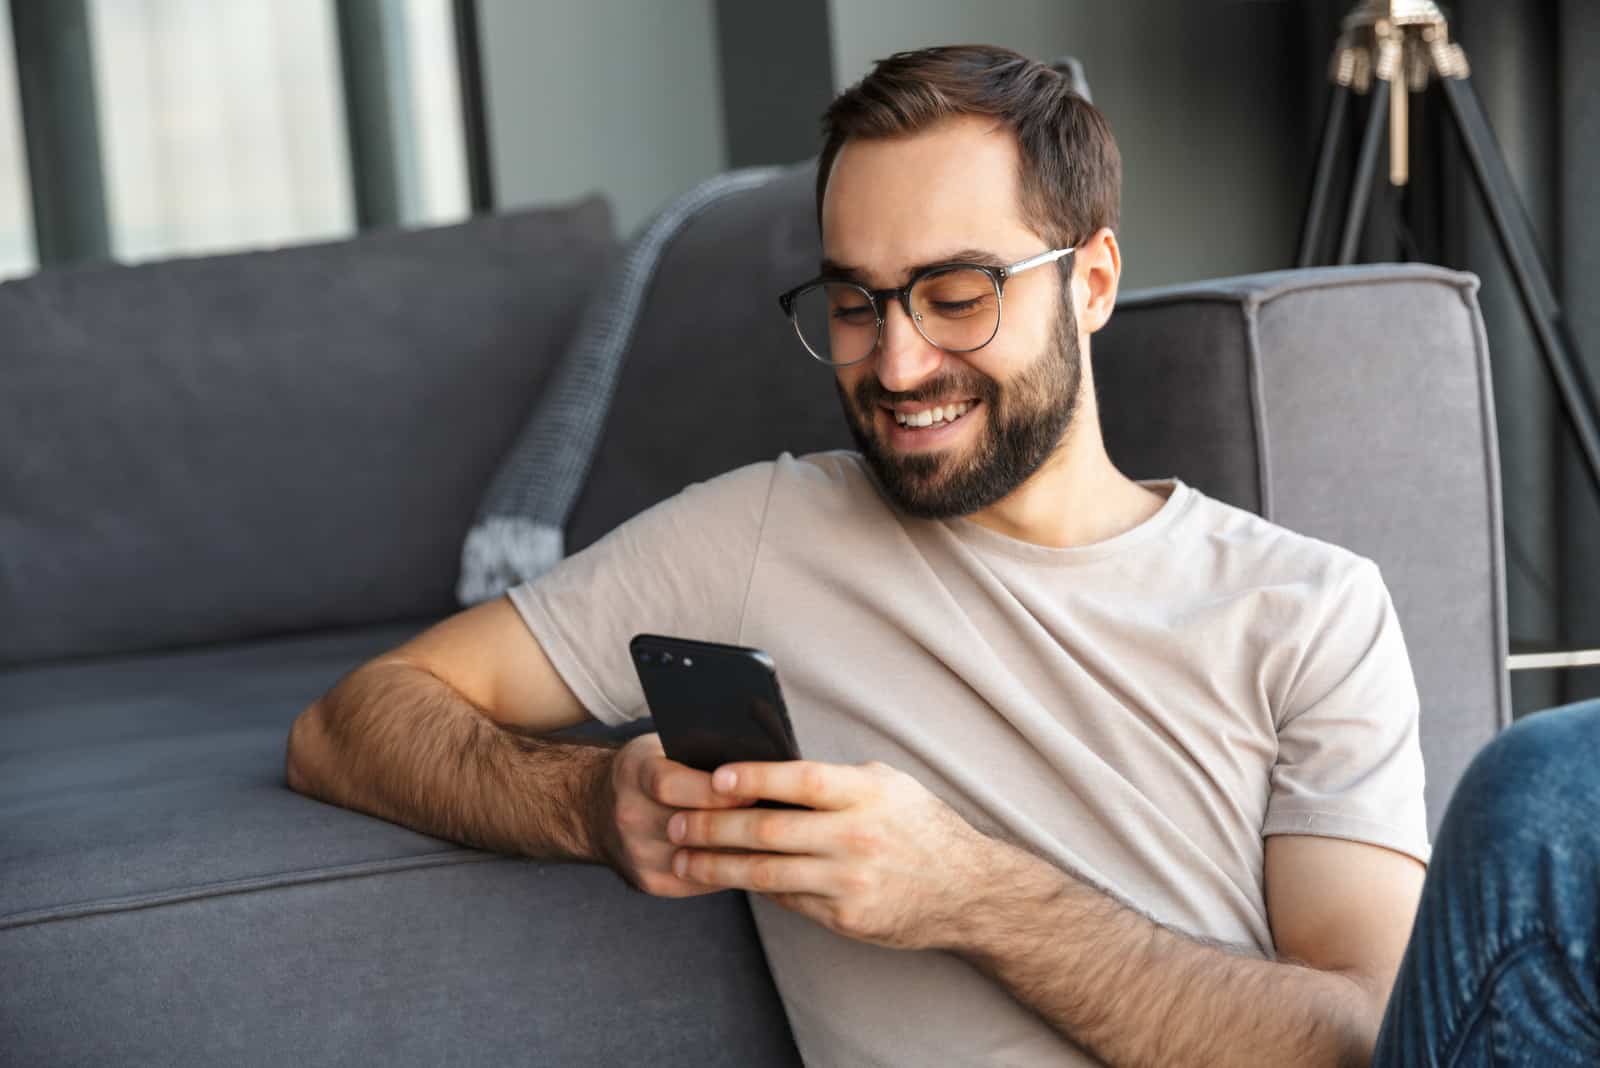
top-left (818, 257), bottom-right (862, 281)
top-left (818, 248), bottom-right (1007, 284)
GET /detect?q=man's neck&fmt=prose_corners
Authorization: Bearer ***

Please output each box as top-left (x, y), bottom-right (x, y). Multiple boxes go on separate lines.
top-left (961, 419), bottom-right (1168, 550)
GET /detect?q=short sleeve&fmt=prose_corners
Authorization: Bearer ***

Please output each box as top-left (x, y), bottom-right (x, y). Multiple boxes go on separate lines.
top-left (506, 460), bottom-right (778, 726)
top-left (1262, 558), bottom-right (1432, 865)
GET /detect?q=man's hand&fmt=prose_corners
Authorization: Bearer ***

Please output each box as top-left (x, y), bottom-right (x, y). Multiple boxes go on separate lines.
top-left (664, 758), bottom-right (995, 949)
top-left (594, 732), bottom-right (757, 898)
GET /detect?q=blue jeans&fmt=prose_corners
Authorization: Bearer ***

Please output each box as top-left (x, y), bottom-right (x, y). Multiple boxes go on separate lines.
top-left (1373, 697), bottom-right (1600, 1066)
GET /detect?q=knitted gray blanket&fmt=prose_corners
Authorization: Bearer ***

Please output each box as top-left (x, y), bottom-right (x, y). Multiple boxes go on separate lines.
top-left (456, 165), bottom-right (788, 605)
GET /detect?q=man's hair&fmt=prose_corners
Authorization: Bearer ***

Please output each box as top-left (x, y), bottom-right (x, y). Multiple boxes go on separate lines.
top-left (816, 45), bottom-right (1121, 249)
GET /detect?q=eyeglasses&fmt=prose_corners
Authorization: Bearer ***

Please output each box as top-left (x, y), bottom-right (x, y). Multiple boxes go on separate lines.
top-left (776, 247), bottom-right (1074, 367)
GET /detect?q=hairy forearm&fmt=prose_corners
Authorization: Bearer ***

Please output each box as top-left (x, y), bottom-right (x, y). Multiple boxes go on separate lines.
top-left (952, 842), bottom-right (1377, 1068)
top-left (286, 660), bottom-right (615, 862)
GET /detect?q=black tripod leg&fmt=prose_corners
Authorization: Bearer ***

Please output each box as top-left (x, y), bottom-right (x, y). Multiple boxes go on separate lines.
top-left (1338, 79), bottom-right (1390, 265)
top-left (1440, 74), bottom-right (1600, 499)
top-left (1298, 83), bottom-right (1351, 268)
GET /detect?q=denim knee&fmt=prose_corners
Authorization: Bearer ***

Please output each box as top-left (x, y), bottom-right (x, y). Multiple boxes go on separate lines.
top-left (1439, 697), bottom-right (1600, 862)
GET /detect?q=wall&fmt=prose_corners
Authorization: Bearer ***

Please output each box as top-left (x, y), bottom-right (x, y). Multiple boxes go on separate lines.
top-left (477, 0), bottom-right (728, 236)
top-left (826, 0), bottom-right (1314, 291)
top-left (1447, 0), bottom-right (1600, 710)
top-left (0, 8), bottom-right (34, 276)
top-left (714, 0), bottom-right (833, 170)
top-left (1556, 0), bottom-right (1600, 700)
top-left (477, 1), bottom-right (1317, 287)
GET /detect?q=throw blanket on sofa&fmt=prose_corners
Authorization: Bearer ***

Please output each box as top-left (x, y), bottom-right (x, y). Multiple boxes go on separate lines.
top-left (457, 165), bottom-right (788, 606)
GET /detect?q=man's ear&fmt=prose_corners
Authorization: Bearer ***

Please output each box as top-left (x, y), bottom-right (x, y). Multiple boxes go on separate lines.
top-left (1074, 227), bottom-right (1121, 335)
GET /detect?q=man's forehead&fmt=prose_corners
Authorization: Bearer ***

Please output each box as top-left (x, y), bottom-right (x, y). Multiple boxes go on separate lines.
top-left (820, 116), bottom-right (1034, 274)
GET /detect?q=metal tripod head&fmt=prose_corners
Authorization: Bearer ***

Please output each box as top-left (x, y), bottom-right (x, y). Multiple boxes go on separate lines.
top-left (1331, 0), bottom-right (1470, 94)
top-left (1327, 0), bottom-right (1471, 184)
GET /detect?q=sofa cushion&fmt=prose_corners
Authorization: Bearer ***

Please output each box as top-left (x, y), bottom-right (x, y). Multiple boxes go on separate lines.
top-left (565, 165), bottom-right (854, 554)
top-left (0, 198), bottom-right (616, 666)
top-left (1, 620), bottom-right (454, 919)
top-left (0, 621), bottom-right (798, 1065)
top-left (457, 166), bottom-right (790, 605)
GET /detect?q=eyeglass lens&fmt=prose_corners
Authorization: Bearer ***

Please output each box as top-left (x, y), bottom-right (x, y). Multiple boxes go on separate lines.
top-left (789, 266), bottom-right (1000, 365)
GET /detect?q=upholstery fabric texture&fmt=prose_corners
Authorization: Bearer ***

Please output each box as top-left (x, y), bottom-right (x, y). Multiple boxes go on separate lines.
top-left (0, 199), bottom-right (616, 667)
top-left (564, 165), bottom-right (856, 554)
top-left (0, 621), bottom-right (798, 1067)
top-left (457, 166), bottom-right (790, 606)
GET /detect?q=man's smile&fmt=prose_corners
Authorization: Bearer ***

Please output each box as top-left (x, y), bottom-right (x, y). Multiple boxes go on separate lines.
top-left (876, 399), bottom-right (983, 451)
top-left (881, 399), bottom-right (978, 427)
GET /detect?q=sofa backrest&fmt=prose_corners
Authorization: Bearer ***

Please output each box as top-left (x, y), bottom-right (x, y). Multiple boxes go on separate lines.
top-left (1100, 268), bottom-right (1510, 833)
top-left (571, 165), bottom-right (1509, 833)
top-left (0, 199), bottom-right (616, 666)
top-left (565, 165), bottom-right (854, 553)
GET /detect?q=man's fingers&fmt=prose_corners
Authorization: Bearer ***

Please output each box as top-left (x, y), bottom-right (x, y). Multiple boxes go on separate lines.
top-left (670, 807), bottom-right (839, 854)
top-left (674, 849), bottom-right (836, 895)
top-left (712, 759), bottom-right (871, 810)
top-left (631, 840), bottom-right (724, 898)
top-left (641, 754), bottom-right (753, 809)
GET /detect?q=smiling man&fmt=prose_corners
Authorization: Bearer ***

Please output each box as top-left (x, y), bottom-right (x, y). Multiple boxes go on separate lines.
top-left (288, 46), bottom-right (1435, 1066)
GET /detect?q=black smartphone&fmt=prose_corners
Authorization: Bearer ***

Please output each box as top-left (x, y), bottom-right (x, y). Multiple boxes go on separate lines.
top-left (629, 634), bottom-right (803, 808)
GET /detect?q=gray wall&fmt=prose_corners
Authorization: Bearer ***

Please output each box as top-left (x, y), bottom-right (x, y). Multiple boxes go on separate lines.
top-left (715, 0), bottom-right (833, 170)
top-left (1555, 0), bottom-right (1600, 705)
top-left (1448, 0), bottom-right (1600, 713)
top-left (1452, 1), bottom-right (1564, 716)
top-left (826, 0), bottom-right (1313, 291)
top-left (478, 1), bottom-right (1314, 287)
top-left (477, 0), bottom-right (728, 236)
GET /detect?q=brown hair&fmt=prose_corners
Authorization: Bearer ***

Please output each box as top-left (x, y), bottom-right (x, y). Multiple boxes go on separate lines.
top-left (816, 45), bottom-right (1121, 249)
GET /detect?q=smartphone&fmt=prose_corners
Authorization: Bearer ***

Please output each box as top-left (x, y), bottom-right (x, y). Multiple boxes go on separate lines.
top-left (629, 634), bottom-right (803, 808)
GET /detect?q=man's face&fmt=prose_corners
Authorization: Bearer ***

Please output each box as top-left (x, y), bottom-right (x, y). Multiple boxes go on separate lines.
top-left (821, 116), bottom-right (1084, 519)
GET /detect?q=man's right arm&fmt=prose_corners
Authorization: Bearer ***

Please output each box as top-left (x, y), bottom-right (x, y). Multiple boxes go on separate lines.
top-left (284, 595), bottom-right (747, 893)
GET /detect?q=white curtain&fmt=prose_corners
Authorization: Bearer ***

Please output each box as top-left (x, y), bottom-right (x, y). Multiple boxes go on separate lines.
top-left (88, 0), bottom-right (355, 263)
top-left (0, 9), bottom-right (34, 278)
top-left (397, 0), bottom-right (468, 228)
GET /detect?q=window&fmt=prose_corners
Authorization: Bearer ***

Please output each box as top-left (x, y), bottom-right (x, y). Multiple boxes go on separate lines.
top-left (395, 0), bottom-right (469, 227)
top-left (0, 7), bottom-right (36, 279)
top-left (88, 0), bottom-right (355, 264)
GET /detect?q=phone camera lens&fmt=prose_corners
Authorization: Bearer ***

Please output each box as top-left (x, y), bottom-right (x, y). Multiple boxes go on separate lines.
top-left (661, 651), bottom-right (674, 663)
top-left (637, 651), bottom-right (652, 663)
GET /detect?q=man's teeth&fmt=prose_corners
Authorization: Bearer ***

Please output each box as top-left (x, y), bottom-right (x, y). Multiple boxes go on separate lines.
top-left (893, 401), bottom-right (974, 428)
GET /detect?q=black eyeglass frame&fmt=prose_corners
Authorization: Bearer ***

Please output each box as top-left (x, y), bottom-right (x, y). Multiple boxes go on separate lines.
top-left (776, 246), bottom-right (1075, 367)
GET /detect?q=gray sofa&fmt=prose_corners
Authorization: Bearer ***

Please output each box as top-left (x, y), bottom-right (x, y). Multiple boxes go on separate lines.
top-left (0, 165), bottom-right (1509, 1065)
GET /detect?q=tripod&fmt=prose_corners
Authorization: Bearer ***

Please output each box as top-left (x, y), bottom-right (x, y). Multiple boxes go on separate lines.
top-left (1297, 0), bottom-right (1600, 499)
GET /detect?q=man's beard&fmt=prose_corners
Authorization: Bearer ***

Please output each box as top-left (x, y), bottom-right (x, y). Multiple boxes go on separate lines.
top-left (835, 295), bottom-right (1083, 520)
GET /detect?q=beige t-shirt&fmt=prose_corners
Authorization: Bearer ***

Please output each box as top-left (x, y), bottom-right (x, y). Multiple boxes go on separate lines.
top-left (509, 449), bottom-right (1429, 1067)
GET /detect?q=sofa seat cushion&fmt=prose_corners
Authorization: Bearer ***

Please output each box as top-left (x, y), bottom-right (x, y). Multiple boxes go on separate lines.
top-left (0, 622), bottom-right (798, 1065)
top-left (2, 620), bottom-right (458, 921)
top-left (0, 197), bottom-right (617, 667)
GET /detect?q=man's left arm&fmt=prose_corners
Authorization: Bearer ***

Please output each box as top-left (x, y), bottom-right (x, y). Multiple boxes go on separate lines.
top-left (944, 830), bottom-right (1424, 1068)
top-left (667, 761), bottom-right (1425, 1068)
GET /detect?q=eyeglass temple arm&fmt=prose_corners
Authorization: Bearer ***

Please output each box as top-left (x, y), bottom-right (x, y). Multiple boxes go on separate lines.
top-left (1005, 246), bottom-right (1075, 277)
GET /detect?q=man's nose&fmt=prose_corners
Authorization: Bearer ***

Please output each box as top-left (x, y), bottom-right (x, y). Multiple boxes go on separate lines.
top-left (874, 296), bottom-right (943, 394)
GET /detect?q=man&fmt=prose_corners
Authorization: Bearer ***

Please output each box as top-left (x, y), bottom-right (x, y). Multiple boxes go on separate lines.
top-left (287, 46), bottom-right (1598, 1066)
